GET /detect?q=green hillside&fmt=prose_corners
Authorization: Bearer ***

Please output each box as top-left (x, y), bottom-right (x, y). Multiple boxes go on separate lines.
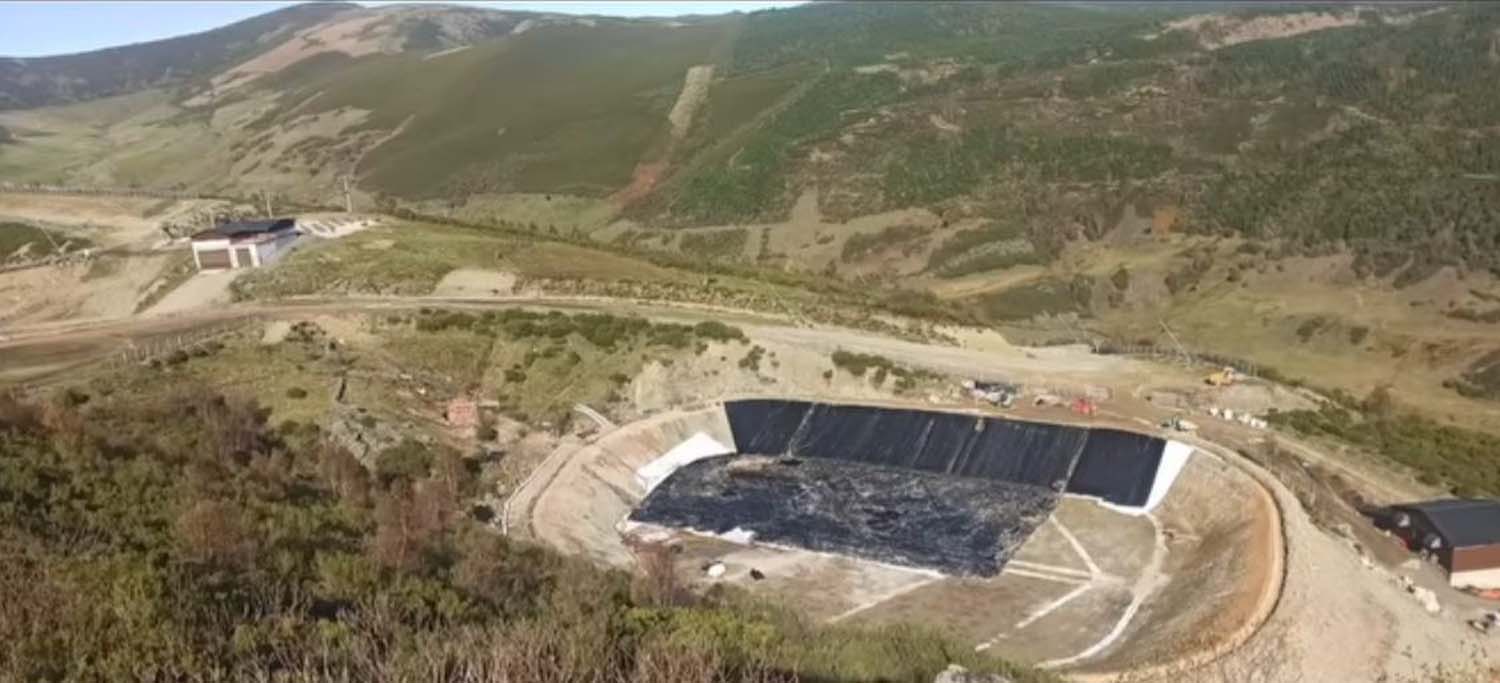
top-left (292, 20), bottom-right (735, 198)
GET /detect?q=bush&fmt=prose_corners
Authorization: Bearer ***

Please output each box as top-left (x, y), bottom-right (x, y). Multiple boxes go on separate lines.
top-left (680, 229), bottom-right (750, 260)
top-left (738, 346), bottom-right (767, 372)
top-left (375, 438), bottom-right (434, 486)
top-left (286, 387), bottom-right (309, 399)
top-left (1269, 391), bottom-right (1500, 496)
top-left (693, 320), bottom-right (749, 343)
top-left (830, 350), bottom-right (939, 388)
top-left (840, 224), bottom-right (933, 263)
top-left (1348, 325), bottom-right (1371, 345)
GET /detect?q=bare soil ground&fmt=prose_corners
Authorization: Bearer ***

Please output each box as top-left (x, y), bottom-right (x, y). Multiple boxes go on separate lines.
top-left (1163, 11), bottom-right (1362, 50)
top-left (524, 395), bottom-right (1273, 673)
top-left (204, 9), bottom-right (383, 98)
top-left (0, 254), bottom-right (171, 324)
top-left (431, 268), bottom-right (517, 297)
top-left (668, 65), bottom-right (715, 139)
top-left (145, 269), bottom-right (239, 316)
top-left (2, 296), bottom-right (1498, 680)
top-left (0, 193), bottom-right (160, 245)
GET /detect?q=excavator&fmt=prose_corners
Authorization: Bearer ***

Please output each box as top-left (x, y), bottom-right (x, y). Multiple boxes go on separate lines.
top-left (1204, 366), bottom-right (1239, 387)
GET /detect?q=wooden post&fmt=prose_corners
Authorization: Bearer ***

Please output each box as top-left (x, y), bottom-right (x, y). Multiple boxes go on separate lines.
top-left (342, 175), bottom-right (353, 213)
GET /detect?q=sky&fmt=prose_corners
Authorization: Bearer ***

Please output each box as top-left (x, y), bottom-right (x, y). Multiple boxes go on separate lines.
top-left (0, 1), bottom-right (805, 58)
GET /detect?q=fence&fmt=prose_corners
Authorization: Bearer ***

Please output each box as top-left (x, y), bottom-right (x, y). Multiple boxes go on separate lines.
top-left (0, 249), bottom-right (97, 275)
top-left (0, 181), bottom-right (229, 201)
top-left (1095, 342), bottom-right (1263, 379)
top-left (98, 321), bottom-right (249, 372)
top-left (7, 320), bottom-right (242, 391)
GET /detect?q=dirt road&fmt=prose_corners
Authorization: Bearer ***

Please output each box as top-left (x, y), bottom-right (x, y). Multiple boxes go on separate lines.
top-left (0, 293), bottom-right (1145, 391)
top-left (3, 293), bottom-right (1494, 682)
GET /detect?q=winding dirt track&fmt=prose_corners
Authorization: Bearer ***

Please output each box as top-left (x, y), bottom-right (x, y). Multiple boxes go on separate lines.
top-left (0, 295), bottom-right (1292, 681)
top-left (1, 293), bottom-right (1141, 387)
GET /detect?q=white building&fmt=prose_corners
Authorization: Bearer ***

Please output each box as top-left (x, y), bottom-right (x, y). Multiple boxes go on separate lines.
top-left (190, 218), bottom-right (299, 270)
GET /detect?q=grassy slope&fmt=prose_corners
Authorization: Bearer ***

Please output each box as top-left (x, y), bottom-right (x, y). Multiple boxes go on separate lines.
top-left (6, 3), bottom-right (1500, 444)
top-left (291, 21), bottom-right (733, 198)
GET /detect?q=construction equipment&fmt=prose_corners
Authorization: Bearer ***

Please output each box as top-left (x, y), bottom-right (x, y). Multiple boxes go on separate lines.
top-left (1205, 366), bottom-right (1239, 387)
top-left (1163, 416), bottom-right (1199, 432)
top-left (966, 380), bottom-right (1018, 408)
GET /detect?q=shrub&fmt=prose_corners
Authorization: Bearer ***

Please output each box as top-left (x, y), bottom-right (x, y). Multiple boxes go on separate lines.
top-left (1348, 325), bottom-right (1371, 345)
top-left (738, 346), bottom-right (767, 373)
top-left (0, 388), bottom-right (1066, 681)
top-left (692, 321), bottom-right (748, 343)
top-left (1268, 390), bottom-right (1500, 496)
top-left (375, 438), bottom-right (434, 487)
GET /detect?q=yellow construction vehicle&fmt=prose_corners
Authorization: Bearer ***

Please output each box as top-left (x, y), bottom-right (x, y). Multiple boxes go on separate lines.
top-left (1205, 366), bottom-right (1239, 387)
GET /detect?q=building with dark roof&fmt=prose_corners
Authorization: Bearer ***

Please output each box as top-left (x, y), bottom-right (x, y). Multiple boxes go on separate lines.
top-left (1389, 499), bottom-right (1500, 589)
top-left (190, 218), bottom-right (299, 270)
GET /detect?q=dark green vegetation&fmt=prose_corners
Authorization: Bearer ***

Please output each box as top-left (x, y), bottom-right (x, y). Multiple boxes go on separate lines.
top-left (1448, 351), bottom-right (1500, 401)
top-left (883, 126), bottom-right (1175, 210)
top-left (1199, 122), bottom-right (1500, 279)
top-left (413, 307), bottom-right (746, 350)
top-left (830, 350), bottom-right (941, 391)
top-left (839, 224), bottom-right (932, 263)
top-left (1269, 388), bottom-right (1500, 497)
top-left (658, 1), bottom-right (1500, 277)
top-left (978, 278), bottom-right (1093, 321)
top-left (0, 389), bottom-right (1051, 682)
top-left (724, 2), bottom-right (1184, 75)
top-left (668, 71), bottom-right (906, 224)
top-left (925, 222), bottom-right (1041, 278)
top-left (0, 222), bottom-right (89, 259)
top-left (680, 228), bottom-right (749, 260)
top-left (13, 0), bottom-right (1500, 283)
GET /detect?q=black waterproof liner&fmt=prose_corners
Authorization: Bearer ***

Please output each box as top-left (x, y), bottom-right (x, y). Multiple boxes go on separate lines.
top-left (723, 400), bottom-right (1165, 505)
top-left (631, 455), bottom-right (1058, 576)
top-left (1066, 429), bottom-right (1167, 508)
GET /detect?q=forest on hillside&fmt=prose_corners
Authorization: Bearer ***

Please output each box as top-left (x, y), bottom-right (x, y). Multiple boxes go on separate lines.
top-left (658, 2), bottom-right (1500, 277)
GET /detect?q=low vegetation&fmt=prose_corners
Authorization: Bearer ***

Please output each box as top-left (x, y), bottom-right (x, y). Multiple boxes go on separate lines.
top-left (1447, 350), bottom-right (1500, 402)
top-left (924, 221), bottom-right (1039, 277)
top-left (830, 350), bottom-right (941, 391)
top-left (839, 224), bottom-right (932, 263)
top-left (670, 71), bottom-right (905, 224)
top-left (680, 228), bottom-right (749, 261)
top-left (0, 222), bottom-right (90, 260)
top-left (884, 126), bottom-right (1174, 209)
top-left (975, 277), bottom-right (1092, 321)
top-left (0, 390), bottom-right (1050, 682)
top-left (400, 308), bottom-right (750, 425)
top-left (412, 308), bottom-right (746, 351)
top-left (1268, 388), bottom-right (1500, 496)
